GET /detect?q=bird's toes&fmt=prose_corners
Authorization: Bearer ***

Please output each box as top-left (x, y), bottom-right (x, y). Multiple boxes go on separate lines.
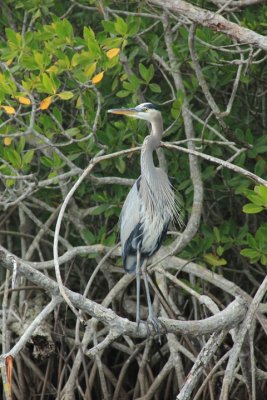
top-left (147, 315), bottom-right (164, 343)
top-left (137, 317), bottom-right (165, 343)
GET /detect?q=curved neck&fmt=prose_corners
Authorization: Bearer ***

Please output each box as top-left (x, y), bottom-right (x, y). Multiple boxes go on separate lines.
top-left (150, 113), bottom-right (163, 145)
top-left (141, 114), bottom-right (163, 182)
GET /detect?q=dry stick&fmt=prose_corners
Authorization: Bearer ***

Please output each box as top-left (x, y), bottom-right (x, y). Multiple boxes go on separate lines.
top-left (112, 343), bottom-right (146, 400)
top-left (188, 23), bottom-right (248, 150)
top-left (31, 244), bottom-right (118, 270)
top-left (61, 274), bottom-right (134, 399)
top-left (87, 330), bottom-right (121, 357)
top-left (25, 205), bottom-right (61, 260)
top-left (150, 0), bottom-right (267, 51)
top-left (135, 357), bottom-right (174, 400)
top-left (163, 143), bottom-right (267, 187)
top-left (219, 273), bottom-right (267, 400)
top-left (136, 338), bottom-right (154, 398)
top-left (192, 351), bottom-right (231, 400)
top-left (159, 275), bottom-right (186, 390)
top-left (176, 330), bottom-right (228, 400)
top-left (53, 147), bottom-right (140, 320)
top-left (92, 330), bottom-right (110, 400)
top-left (2, 268), bottom-right (10, 354)
top-left (162, 13), bottom-right (204, 255)
top-left (21, 352), bottom-right (57, 392)
top-left (156, 267), bottom-right (220, 315)
top-left (75, 243), bottom-right (120, 344)
top-left (249, 323), bottom-right (256, 400)
top-left (188, 23), bottom-right (227, 116)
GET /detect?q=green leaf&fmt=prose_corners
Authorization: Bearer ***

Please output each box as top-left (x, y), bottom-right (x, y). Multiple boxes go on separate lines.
top-left (139, 63), bottom-right (153, 83)
top-left (23, 149), bottom-right (34, 165)
top-left (58, 91), bottom-right (74, 100)
top-left (83, 27), bottom-right (101, 56)
top-left (5, 179), bottom-right (15, 187)
top-left (6, 28), bottom-right (18, 44)
top-left (33, 51), bottom-right (44, 70)
top-left (171, 89), bottom-right (185, 118)
top-left (40, 73), bottom-right (56, 95)
top-left (204, 253), bottom-right (227, 267)
top-left (41, 156), bottom-right (54, 168)
top-left (114, 17), bottom-right (128, 36)
top-left (115, 157), bottom-right (126, 174)
top-left (65, 127), bottom-right (80, 136)
top-left (217, 246), bottom-right (224, 256)
top-left (244, 192), bottom-right (264, 206)
top-left (116, 90), bottom-right (130, 98)
top-left (242, 203), bottom-right (263, 214)
top-left (255, 159), bottom-right (265, 176)
top-left (255, 185), bottom-right (267, 203)
top-left (240, 248), bottom-right (260, 259)
top-left (17, 136), bottom-right (25, 153)
top-left (260, 254), bottom-right (267, 265)
top-left (83, 26), bottom-right (95, 41)
top-left (104, 231), bottom-right (116, 246)
top-left (213, 226), bottom-right (220, 242)
top-left (4, 148), bottom-right (21, 169)
top-left (82, 229), bottom-right (95, 244)
top-left (247, 233), bottom-right (257, 249)
top-left (90, 204), bottom-right (110, 215)
top-left (102, 20), bottom-right (116, 34)
top-left (84, 63), bottom-right (96, 78)
top-left (6, 28), bottom-right (21, 47)
top-left (128, 19), bottom-right (140, 36)
top-left (149, 83), bottom-right (161, 93)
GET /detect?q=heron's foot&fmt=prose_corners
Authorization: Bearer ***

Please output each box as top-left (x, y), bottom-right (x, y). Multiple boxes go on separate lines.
top-left (146, 315), bottom-right (166, 343)
top-left (136, 317), bottom-right (166, 343)
top-left (148, 315), bottom-right (163, 340)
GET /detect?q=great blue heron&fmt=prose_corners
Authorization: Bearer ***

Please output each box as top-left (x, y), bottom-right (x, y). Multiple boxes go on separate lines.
top-left (108, 103), bottom-right (181, 332)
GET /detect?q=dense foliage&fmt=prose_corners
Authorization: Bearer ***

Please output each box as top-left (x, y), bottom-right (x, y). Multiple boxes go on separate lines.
top-left (0, 1), bottom-right (266, 399)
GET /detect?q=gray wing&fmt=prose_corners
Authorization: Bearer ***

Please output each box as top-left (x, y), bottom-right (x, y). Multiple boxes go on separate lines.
top-left (120, 177), bottom-right (141, 249)
top-left (119, 177), bottom-right (143, 272)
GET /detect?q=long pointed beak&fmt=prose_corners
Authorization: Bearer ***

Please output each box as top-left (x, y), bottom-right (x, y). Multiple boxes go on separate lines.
top-left (108, 107), bottom-right (137, 116)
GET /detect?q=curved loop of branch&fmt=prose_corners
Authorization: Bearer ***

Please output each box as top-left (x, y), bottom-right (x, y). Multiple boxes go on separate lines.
top-left (0, 247), bottom-right (247, 338)
top-left (53, 146), bottom-right (140, 319)
top-left (162, 13), bottom-right (204, 255)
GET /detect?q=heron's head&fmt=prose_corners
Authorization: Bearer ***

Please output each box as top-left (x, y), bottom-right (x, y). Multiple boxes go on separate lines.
top-left (108, 102), bottom-right (160, 122)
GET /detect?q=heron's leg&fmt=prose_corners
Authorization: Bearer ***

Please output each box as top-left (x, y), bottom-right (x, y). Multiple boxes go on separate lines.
top-left (142, 260), bottom-right (161, 339)
top-left (141, 259), bottom-right (153, 318)
top-left (136, 242), bottom-right (142, 327)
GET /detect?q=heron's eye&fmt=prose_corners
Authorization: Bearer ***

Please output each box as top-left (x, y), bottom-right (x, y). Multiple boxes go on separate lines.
top-left (143, 107), bottom-right (148, 112)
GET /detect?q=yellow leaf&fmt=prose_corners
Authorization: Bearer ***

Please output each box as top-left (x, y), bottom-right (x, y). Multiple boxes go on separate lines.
top-left (40, 96), bottom-right (53, 110)
top-left (92, 71), bottom-right (104, 84)
top-left (17, 96), bottom-right (31, 105)
top-left (4, 137), bottom-right (12, 146)
top-left (106, 48), bottom-right (120, 59)
top-left (1, 105), bottom-right (16, 115)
